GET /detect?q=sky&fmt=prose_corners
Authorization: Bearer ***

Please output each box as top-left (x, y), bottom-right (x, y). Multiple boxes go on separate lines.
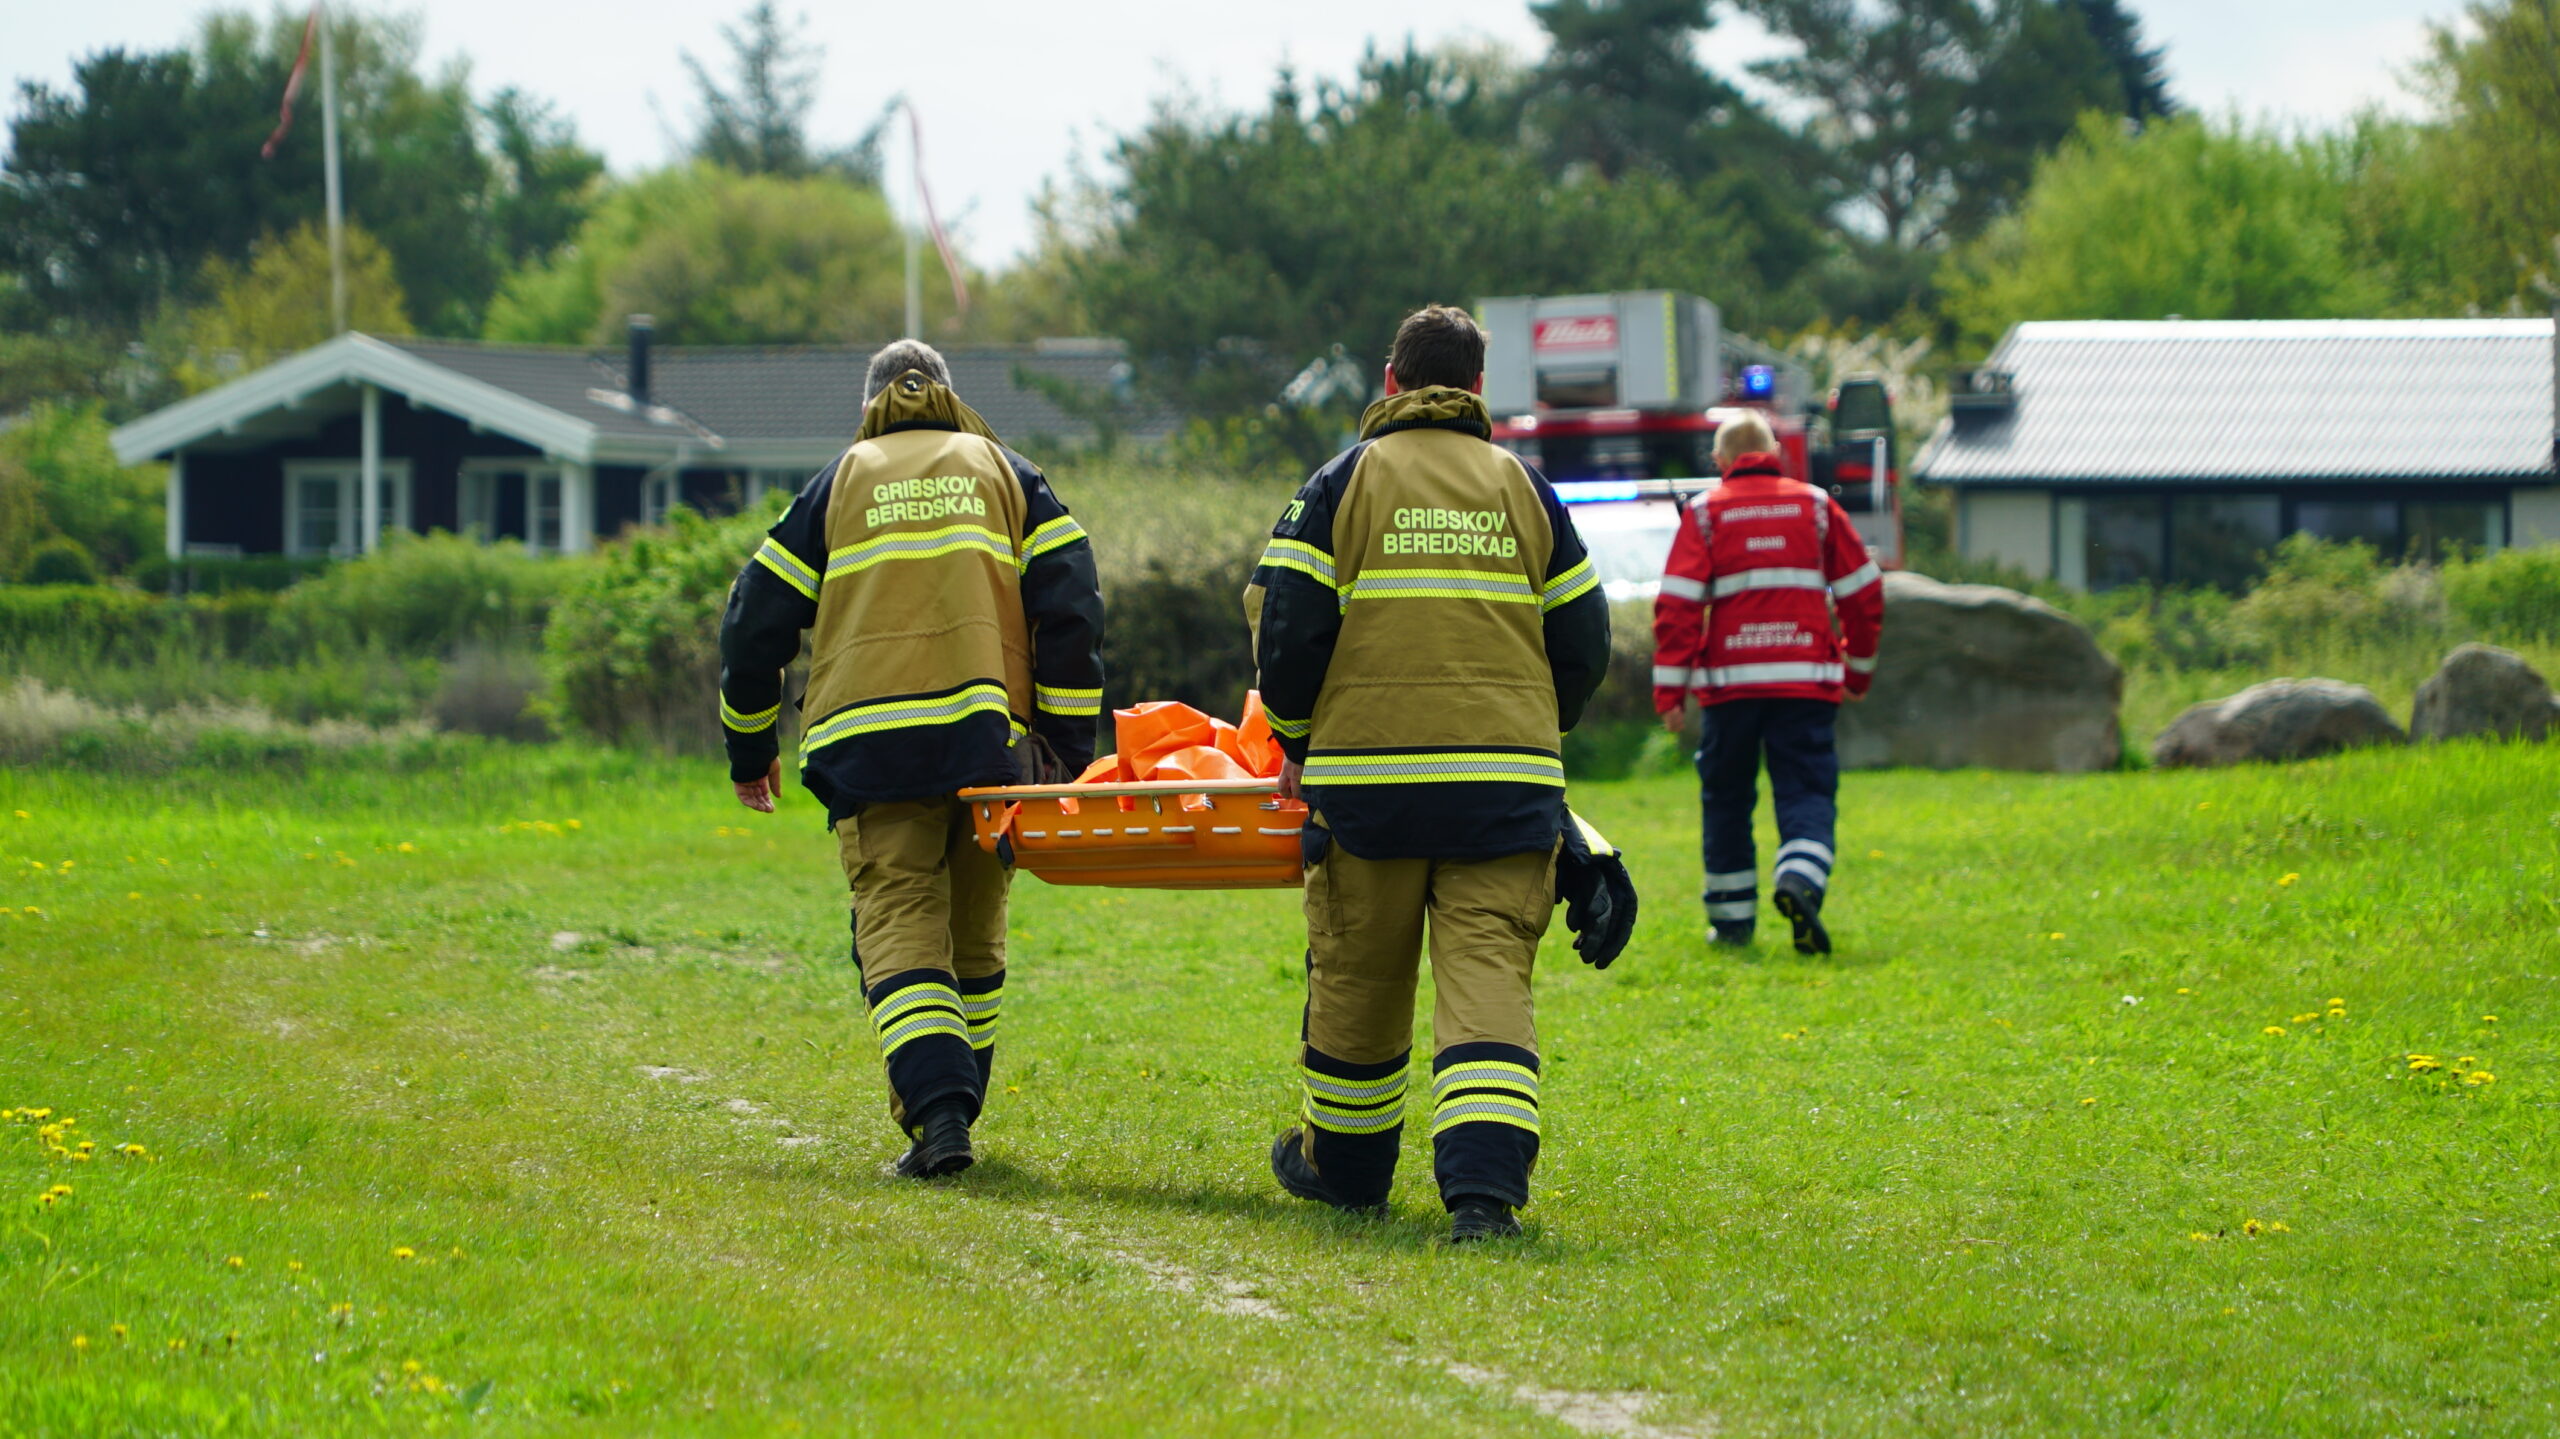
top-left (3, 0), bottom-right (2466, 265)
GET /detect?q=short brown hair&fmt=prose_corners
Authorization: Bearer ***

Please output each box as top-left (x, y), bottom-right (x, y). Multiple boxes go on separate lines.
top-left (1388, 305), bottom-right (1486, 392)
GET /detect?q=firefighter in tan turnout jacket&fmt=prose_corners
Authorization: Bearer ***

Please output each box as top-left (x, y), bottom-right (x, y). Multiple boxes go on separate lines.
top-left (718, 341), bottom-right (1105, 1179)
top-left (1249, 307), bottom-right (1614, 1242)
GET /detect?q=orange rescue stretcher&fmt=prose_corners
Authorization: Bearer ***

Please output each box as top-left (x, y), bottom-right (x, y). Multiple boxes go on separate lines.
top-left (958, 696), bottom-right (1308, 889)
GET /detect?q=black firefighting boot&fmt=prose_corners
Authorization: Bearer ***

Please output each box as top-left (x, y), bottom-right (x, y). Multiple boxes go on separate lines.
top-left (1269, 1129), bottom-right (1385, 1217)
top-left (1448, 1197), bottom-right (1524, 1243)
top-left (1710, 921), bottom-right (1756, 949)
top-left (893, 1099), bottom-right (975, 1179)
top-left (1773, 873), bottom-right (1831, 956)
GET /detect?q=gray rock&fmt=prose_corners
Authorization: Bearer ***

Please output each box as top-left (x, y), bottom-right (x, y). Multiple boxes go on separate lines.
top-left (2410, 643), bottom-right (2557, 742)
top-left (2152, 678), bottom-right (2407, 768)
top-left (1836, 572), bottom-right (2124, 772)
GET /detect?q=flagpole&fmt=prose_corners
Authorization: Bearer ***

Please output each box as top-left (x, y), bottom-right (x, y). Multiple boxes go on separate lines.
top-left (903, 101), bottom-right (922, 339)
top-left (318, 0), bottom-right (347, 335)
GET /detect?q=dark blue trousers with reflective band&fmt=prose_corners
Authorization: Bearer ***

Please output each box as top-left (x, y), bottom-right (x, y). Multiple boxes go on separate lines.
top-left (1696, 698), bottom-right (1840, 928)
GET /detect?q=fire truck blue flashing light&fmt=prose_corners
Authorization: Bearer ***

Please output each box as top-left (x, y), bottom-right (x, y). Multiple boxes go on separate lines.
top-left (1740, 364), bottom-right (1777, 400)
top-left (1555, 481), bottom-right (1643, 505)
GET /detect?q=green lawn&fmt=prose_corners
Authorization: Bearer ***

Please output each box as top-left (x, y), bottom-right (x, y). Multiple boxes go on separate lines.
top-left (2, 742), bottom-right (2553, 1437)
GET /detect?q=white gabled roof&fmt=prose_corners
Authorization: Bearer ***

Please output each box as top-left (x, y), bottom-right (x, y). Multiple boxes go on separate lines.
top-left (111, 332), bottom-right (607, 466)
top-left (1917, 317), bottom-right (2558, 488)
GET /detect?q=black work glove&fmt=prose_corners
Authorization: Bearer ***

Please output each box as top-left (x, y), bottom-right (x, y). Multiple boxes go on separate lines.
top-left (1555, 808), bottom-right (1638, 970)
top-left (1018, 732), bottom-right (1075, 785)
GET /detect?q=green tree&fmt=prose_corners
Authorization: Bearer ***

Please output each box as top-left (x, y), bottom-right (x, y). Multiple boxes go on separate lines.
top-left (484, 166), bottom-right (916, 346)
top-left (1944, 116), bottom-right (2386, 343)
top-left (0, 404), bottom-right (165, 576)
top-left (174, 222), bottom-right (413, 392)
top-left (2419, 0), bottom-right (2560, 305)
top-left (2070, 0), bottom-right (2175, 122)
top-left (683, 3), bottom-right (885, 183)
top-left (484, 88), bottom-right (607, 272)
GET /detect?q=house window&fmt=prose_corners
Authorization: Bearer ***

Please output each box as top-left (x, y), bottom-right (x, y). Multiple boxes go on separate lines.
top-left (2078, 495), bottom-right (2164, 591)
top-left (2170, 495), bottom-right (2281, 591)
top-left (283, 462), bottom-right (412, 557)
top-left (2406, 501), bottom-right (2505, 559)
top-left (642, 470), bottom-right (678, 527)
top-left (2294, 498), bottom-right (2399, 554)
top-left (460, 463), bottom-right (565, 553)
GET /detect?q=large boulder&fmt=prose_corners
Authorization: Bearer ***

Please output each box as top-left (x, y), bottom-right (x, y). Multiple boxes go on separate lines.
top-left (2410, 643), bottom-right (2557, 742)
top-left (1836, 572), bottom-right (2123, 772)
top-left (2152, 679), bottom-right (2406, 768)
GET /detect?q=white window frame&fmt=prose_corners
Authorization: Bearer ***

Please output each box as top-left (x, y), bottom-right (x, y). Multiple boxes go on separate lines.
top-left (458, 459), bottom-right (567, 554)
top-left (641, 469), bottom-right (679, 528)
top-left (282, 459), bottom-right (412, 558)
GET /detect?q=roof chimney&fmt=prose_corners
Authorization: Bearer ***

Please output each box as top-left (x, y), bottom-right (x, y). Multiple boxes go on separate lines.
top-left (626, 314), bottom-right (654, 408)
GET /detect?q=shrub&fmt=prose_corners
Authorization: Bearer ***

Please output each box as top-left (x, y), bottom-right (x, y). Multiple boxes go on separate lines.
top-left (0, 677), bottom-right (438, 772)
top-left (0, 402), bottom-right (163, 574)
top-left (129, 553), bottom-right (336, 595)
top-left (2226, 535), bottom-right (2445, 656)
top-left (21, 537), bottom-right (98, 586)
top-left (431, 644), bottom-right (552, 742)
top-left (2443, 544), bottom-right (2560, 642)
top-left (544, 507), bottom-right (765, 752)
top-left (264, 531), bottom-right (568, 657)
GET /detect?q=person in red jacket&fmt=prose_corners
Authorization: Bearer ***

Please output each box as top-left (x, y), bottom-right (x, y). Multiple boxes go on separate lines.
top-left (1652, 410), bottom-right (1883, 954)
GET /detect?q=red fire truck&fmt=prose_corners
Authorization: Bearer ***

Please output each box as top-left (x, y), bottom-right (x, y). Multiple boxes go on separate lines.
top-left (1478, 291), bottom-right (1902, 601)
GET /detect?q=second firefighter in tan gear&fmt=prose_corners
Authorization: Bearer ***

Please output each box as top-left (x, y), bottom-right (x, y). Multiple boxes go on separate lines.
top-left (1249, 306), bottom-right (1611, 1232)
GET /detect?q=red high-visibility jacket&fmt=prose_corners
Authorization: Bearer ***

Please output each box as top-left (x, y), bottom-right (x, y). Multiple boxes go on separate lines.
top-left (1651, 453), bottom-right (1884, 709)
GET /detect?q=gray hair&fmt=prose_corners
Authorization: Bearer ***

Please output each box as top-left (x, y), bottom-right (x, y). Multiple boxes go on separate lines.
top-left (864, 339), bottom-right (953, 402)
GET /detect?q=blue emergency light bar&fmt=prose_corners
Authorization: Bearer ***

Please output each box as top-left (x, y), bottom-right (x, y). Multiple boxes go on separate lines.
top-left (1740, 364), bottom-right (1778, 400)
top-left (1554, 478), bottom-right (1717, 505)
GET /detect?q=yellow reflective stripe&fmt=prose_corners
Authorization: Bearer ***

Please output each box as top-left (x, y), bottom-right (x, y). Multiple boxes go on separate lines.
top-left (826, 524), bottom-right (1012, 577)
top-left (1020, 515), bottom-right (1089, 568)
top-left (802, 684), bottom-right (1015, 757)
top-left (1344, 567), bottom-right (1538, 605)
top-left (1258, 538), bottom-right (1338, 589)
top-left (721, 697), bottom-right (781, 734)
top-left (1430, 1097), bottom-right (1541, 1136)
top-left (1431, 1060), bottom-right (1541, 1097)
top-left (1303, 1097), bottom-right (1406, 1134)
top-left (1264, 711), bottom-right (1311, 739)
top-left (1301, 752), bottom-right (1566, 787)
top-left (1034, 684), bottom-right (1104, 717)
top-left (872, 983), bottom-right (967, 1057)
top-left (754, 539), bottom-right (819, 599)
top-left (1302, 1067), bottom-right (1408, 1102)
top-left (1541, 557), bottom-right (1599, 610)
top-left (1570, 811), bottom-right (1618, 859)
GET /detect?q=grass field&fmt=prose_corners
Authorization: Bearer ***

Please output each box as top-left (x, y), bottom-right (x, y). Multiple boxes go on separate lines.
top-left (2, 742), bottom-right (2553, 1437)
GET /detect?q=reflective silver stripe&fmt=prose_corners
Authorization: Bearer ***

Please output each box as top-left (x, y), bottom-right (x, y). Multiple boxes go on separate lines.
top-left (1303, 1068), bottom-right (1408, 1102)
top-left (803, 684), bottom-right (1014, 754)
top-left (1344, 570), bottom-right (1538, 604)
top-left (1832, 560), bottom-right (1882, 597)
top-left (1776, 839), bottom-right (1834, 867)
top-left (1430, 1097), bottom-right (1541, 1135)
top-left (1775, 857), bottom-right (1829, 888)
top-left (1658, 574), bottom-right (1708, 602)
top-left (754, 538), bottom-right (819, 599)
top-left (1304, 1099), bottom-right (1405, 1134)
top-left (1652, 664), bottom-right (1697, 689)
top-left (1264, 712), bottom-right (1311, 739)
top-left (1708, 900), bottom-right (1758, 920)
top-left (721, 698), bottom-right (780, 734)
top-left (1431, 1061), bottom-right (1538, 1100)
top-left (1700, 662), bottom-right (1843, 687)
top-left (1844, 653), bottom-right (1879, 674)
top-left (1259, 539), bottom-right (1337, 588)
top-left (1705, 869), bottom-right (1757, 890)
top-left (1021, 515), bottom-right (1089, 566)
top-left (826, 525), bottom-right (1012, 577)
top-left (1540, 557), bottom-right (1599, 610)
top-left (1302, 753), bottom-right (1566, 786)
top-left (1710, 567), bottom-right (1827, 599)
top-left (1033, 684), bottom-right (1103, 716)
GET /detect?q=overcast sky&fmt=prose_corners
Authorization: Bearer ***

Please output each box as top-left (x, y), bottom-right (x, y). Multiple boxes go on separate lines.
top-left (6, 0), bottom-right (2464, 264)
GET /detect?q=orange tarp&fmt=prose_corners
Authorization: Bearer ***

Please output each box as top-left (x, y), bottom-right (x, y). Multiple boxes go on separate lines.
top-left (1075, 693), bottom-right (1285, 785)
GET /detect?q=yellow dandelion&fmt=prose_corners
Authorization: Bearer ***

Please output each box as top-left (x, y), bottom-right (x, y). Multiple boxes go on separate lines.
top-left (2080, 1097), bottom-right (2097, 1106)
top-left (75, 1139), bottom-right (95, 1152)
top-left (2327, 1007), bottom-right (2345, 1019)
top-left (126, 891), bottom-right (141, 900)
top-left (2262, 1026), bottom-right (2287, 1036)
top-left (225, 1255), bottom-right (244, 1269)
top-left (566, 819), bottom-right (583, 830)
top-left (23, 907), bottom-right (40, 917)
top-left (2049, 931), bottom-right (2067, 941)
top-left (110, 1324), bottom-right (127, 1341)
top-left (392, 1245), bottom-right (415, 1260)
top-left (2481, 1015), bottom-right (2498, 1023)
top-left (167, 1338), bottom-right (186, 1352)
top-left (2196, 801), bottom-right (2212, 810)
top-left (2455, 1056), bottom-right (2478, 1068)
top-left (328, 1303), bottom-right (354, 1321)
top-left (2408, 1056), bottom-right (2442, 1073)
top-left (118, 1143), bottom-right (146, 1158)
top-left (1867, 849), bottom-right (1883, 859)
top-left (248, 1191), bottom-right (270, 1201)
top-left (2243, 1218), bottom-right (2265, 1237)
top-left (2268, 1220), bottom-right (2292, 1233)
top-left (47, 1184), bottom-right (72, 1198)
top-left (71, 1334), bottom-right (89, 1352)
top-left (449, 1246), bottom-right (464, 1259)
top-left (419, 1374), bottom-right (446, 1394)
top-left (2327, 998), bottom-right (2344, 1008)
top-left (2464, 1071), bottom-right (2495, 1085)
top-left (2290, 1013), bottom-right (2319, 1025)
top-left (402, 1359), bottom-right (423, 1375)
top-left (396, 842), bottom-right (417, 854)
top-left (2277, 873), bottom-right (2298, 887)
top-left (66, 1151), bottom-right (91, 1163)
top-left (12, 810), bottom-right (26, 819)
top-left (2176, 987), bottom-right (2193, 995)
top-left (287, 1260), bottom-right (304, 1272)
top-left (2189, 1231), bottom-right (2214, 1242)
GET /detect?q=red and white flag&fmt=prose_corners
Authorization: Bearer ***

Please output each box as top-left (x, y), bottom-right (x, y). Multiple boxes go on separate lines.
top-left (260, 3), bottom-right (320, 160)
top-left (905, 102), bottom-right (969, 317)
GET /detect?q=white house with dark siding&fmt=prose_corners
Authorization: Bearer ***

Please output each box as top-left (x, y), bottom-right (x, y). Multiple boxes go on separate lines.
top-left (1917, 318), bottom-right (2560, 591)
top-left (109, 321), bottom-right (1161, 561)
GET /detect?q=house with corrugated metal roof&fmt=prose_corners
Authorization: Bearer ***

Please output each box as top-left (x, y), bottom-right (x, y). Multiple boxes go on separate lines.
top-left (1915, 318), bottom-right (2559, 590)
top-left (108, 320), bottom-right (1165, 561)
